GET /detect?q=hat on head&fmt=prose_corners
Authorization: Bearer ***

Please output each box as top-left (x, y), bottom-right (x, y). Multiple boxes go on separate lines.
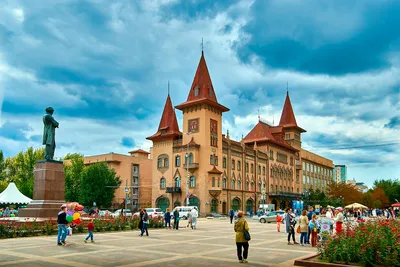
top-left (336, 207), bottom-right (343, 212)
top-left (61, 204), bottom-right (67, 208)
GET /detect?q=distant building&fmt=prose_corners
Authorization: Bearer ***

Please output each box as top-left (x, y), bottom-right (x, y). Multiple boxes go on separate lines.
top-left (347, 179), bottom-right (369, 193)
top-left (334, 165), bottom-right (347, 183)
top-left (82, 150), bottom-right (152, 211)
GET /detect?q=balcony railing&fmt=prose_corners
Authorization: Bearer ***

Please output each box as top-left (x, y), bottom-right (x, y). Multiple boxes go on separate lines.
top-left (183, 163), bottom-right (199, 169)
top-left (166, 187), bottom-right (182, 193)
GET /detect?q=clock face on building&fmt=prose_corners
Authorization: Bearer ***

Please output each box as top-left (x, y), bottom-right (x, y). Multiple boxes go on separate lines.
top-left (188, 119), bottom-right (199, 132)
top-left (210, 119), bottom-right (217, 134)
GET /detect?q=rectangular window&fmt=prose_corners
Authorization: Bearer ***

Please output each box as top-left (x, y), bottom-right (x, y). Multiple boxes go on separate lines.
top-left (250, 164), bottom-right (254, 173)
top-left (269, 150), bottom-right (274, 160)
top-left (157, 158), bottom-right (162, 168)
top-left (277, 152), bottom-right (288, 163)
top-left (290, 157), bottom-right (294, 166)
top-left (214, 156), bottom-right (218, 166)
top-left (232, 160), bottom-right (235, 170)
top-left (210, 155), bottom-right (214, 165)
top-left (175, 156), bottom-right (180, 167)
top-left (262, 166), bottom-right (265, 175)
top-left (237, 161), bottom-right (241, 171)
top-left (245, 163), bottom-right (249, 172)
top-left (223, 157), bottom-right (226, 168)
top-left (258, 165), bottom-right (261, 174)
top-left (302, 162), bottom-right (305, 171)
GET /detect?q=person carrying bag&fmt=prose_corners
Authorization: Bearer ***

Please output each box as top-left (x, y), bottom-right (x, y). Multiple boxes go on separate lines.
top-left (234, 211), bottom-right (250, 263)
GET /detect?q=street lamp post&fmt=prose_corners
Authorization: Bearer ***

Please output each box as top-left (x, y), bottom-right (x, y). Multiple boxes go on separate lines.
top-left (184, 132), bottom-right (192, 206)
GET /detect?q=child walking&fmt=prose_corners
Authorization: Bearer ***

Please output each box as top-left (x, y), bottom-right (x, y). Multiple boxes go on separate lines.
top-left (84, 219), bottom-right (95, 243)
top-left (276, 213), bottom-right (282, 232)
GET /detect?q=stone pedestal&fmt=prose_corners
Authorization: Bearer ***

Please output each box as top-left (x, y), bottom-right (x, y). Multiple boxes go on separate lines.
top-left (19, 160), bottom-right (65, 218)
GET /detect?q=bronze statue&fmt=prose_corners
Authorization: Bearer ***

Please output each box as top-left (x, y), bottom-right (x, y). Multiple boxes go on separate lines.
top-left (42, 107), bottom-right (59, 160)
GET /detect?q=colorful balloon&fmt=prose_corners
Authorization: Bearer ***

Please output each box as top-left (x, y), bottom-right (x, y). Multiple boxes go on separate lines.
top-left (72, 212), bottom-right (80, 220)
top-left (66, 215), bottom-right (73, 222)
top-left (10, 214), bottom-right (15, 217)
top-left (67, 210), bottom-right (75, 216)
top-left (73, 218), bottom-right (82, 225)
top-left (74, 205), bottom-right (84, 211)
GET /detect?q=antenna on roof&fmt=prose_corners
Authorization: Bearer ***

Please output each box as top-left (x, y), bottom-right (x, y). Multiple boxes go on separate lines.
top-left (287, 81), bottom-right (289, 95)
top-left (168, 80), bottom-right (170, 95)
top-left (201, 37), bottom-right (204, 54)
top-left (258, 108), bottom-right (260, 121)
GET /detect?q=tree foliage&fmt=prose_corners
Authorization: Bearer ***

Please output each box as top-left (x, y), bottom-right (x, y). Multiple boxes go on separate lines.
top-left (0, 147), bottom-right (45, 198)
top-left (79, 163), bottom-right (121, 208)
top-left (63, 153), bottom-right (84, 202)
top-left (373, 179), bottom-right (400, 204)
top-left (326, 181), bottom-right (363, 206)
top-left (371, 187), bottom-right (390, 208)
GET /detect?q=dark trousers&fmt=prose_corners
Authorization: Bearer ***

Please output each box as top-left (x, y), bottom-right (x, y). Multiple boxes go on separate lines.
top-left (230, 216), bottom-right (233, 224)
top-left (174, 218), bottom-right (179, 229)
top-left (306, 227), bottom-right (311, 243)
top-left (236, 242), bottom-right (249, 261)
top-left (141, 223), bottom-right (148, 236)
top-left (300, 232), bottom-right (307, 244)
top-left (288, 227), bottom-right (296, 242)
top-left (165, 219), bottom-right (171, 228)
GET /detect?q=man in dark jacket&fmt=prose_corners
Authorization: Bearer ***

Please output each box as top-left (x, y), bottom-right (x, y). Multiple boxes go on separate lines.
top-left (138, 208), bottom-right (144, 230)
top-left (173, 208), bottom-right (180, 230)
top-left (229, 209), bottom-right (234, 224)
top-left (57, 204), bottom-right (68, 246)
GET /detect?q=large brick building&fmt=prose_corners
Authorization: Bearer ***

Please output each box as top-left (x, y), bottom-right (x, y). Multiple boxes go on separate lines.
top-left (147, 51), bottom-right (334, 215)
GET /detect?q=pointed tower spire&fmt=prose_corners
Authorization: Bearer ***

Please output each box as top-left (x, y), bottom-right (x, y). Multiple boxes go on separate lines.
top-left (147, 94), bottom-right (181, 141)
top-left (175, 52), bottom-right (229, 112)
top-left (279, 92), bottom-right (306, 132)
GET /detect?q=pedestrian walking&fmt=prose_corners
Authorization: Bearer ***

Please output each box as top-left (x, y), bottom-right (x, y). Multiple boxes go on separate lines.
top-left (234, 211), bottom-right (250, 263)
top-left (140, 209), bottom-right (149, 236)
top-left (299, 210), bottom-right (309, 246)
top-left (335, 207), bottom-right (344, 233)
top-left (187, 210), bottom-right (193, 228)
top-left (84, 219), bottom-right (95, 243)
top-left (285, 208), bottom-right (298, 245)
top-left (306, 206), bottom-right (315, 244)
top-left (229, 209), bottom-right (234, 224)
top-left (191, 207), bottom-right (198, 229)
top-left (164, 208), bottom-right (171, 229)
top-left (173, 207), bottom-right (180, 230)
top-left (138, 208), bottom-right (144, 231)
top-left (57, 204), bottom-right (68, 246)
top-left (276, 213), bottom-right (282, 232)
top-left (309, 214), bottom-right (319, 247)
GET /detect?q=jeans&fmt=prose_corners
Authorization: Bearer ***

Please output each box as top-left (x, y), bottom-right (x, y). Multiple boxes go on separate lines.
top-left (85, 231), bottom-right (94, 241)
top-left (141, 223), bottom-right (148, 236)
top-left (174, 218), bottom-right (180, 229)
top-left (306, 227), bottom-right (311, 243)
top-left (57, 224), bottom-right (67, 244)
top-left (287, 227), bottom-right (296, 242)
top-left (230, 216), bottom-right (233, 224)
top-left (236, 242), bottom-right (249, 261)
top-left (165, 219), bottom-right (171, 228)
top-left (300, 232), bottom-right (307, 244)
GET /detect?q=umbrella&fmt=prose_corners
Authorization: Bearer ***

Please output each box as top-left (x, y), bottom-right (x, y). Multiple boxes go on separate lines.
top-left (392, 203), bottom-right (400, 207)
top-left (345, 203), bottom-right (368, 209)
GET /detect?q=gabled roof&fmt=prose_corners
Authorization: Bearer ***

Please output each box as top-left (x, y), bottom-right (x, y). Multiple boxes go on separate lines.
top-left (129, 149), bottom-right (150, 154)
top-left (279, 92), bottom-right (306, 132)
top-left (243, 121), bottom-right (298, 152)
top-left (147, 94), bottom-right (181, 141)
top-left (175, 52), bottom-right (229, 112)
top-left (208, 166), bottom-right (223, 174)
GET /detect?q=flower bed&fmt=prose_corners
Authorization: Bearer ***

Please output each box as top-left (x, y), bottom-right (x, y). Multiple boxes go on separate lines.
top-left (0, 216), bottom-right (164, 238)
top-left (318, 219), bottom-right (400, 266)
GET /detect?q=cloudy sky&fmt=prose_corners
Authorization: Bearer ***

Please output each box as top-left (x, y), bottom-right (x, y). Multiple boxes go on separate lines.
top-left (1, 0), bottom-right (399, 186)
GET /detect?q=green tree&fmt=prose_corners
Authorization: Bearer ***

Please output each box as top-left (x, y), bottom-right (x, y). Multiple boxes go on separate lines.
top-left (373, 179), bottom-right (400, 204)
top-left (3, 147), bottom-right (45, 198)
top-left (79, 163), bottom-right (121, 208)
top-left (63, 153), bottom-right (84, 202)
top-left (0, 150), bottom-right (5, 181)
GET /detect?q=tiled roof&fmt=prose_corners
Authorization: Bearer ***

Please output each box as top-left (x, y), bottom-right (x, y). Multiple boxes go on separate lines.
top-left (279, 92), bottom-right (306, 133)
top-left (147, 94), bottom-right (181, 141)
top-left (129, 149), bottom-right (150, 154)
top-left (175, 52), bottom-right (229, 112)
top-left (208, 166), bottom-right (223, 174)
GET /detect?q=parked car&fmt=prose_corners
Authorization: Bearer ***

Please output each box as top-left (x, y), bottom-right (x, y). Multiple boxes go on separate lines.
top-left (133, 208), bottom-right (164, 218)
top-left (112, 209), bottom-right (132, 217)
top-left (259, 211), bottom-right (286, 223)
top-left (99, 210), bottom-right (112, 217)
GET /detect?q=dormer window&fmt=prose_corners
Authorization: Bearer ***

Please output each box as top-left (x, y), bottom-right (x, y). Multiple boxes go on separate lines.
top-left (194, 86), bottom-right (199, 96)
top-left (209, 88), bottom-right (212, 97)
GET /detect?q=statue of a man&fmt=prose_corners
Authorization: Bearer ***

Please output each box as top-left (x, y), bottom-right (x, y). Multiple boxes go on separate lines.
top-left (42, 107), bottom-right (59, 160)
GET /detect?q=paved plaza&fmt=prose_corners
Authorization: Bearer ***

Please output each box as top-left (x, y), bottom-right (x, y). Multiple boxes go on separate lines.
top-left (0, 218), bottom-right (316, 266)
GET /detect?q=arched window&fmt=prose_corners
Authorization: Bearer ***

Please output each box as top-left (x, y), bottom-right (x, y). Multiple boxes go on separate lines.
top-left (175, 156), bottom-right (181, 167)
top-left (160, 178), bottom-right (166, 189)
top-left (211, 198), bottom-right (218, 212)
top-left (263, 166), bottom-right (266, 175)
top-left (223, 157), bottom-right (227, 168)
top-left (158, 158), bottom-right (162, 168)
top-left (231, 179), bottom-right (235, 190)
top-left (175, 177), bottom-right (181, 188)
top-left (258, 182), bottom-right (261, 192)
top-left (232, 198), bottom-right (240, 211)
top-left (238, 180), bottom-right (241, 190)
top-left (222, 178), bottom-right (227, 189)
top-left (237, 161), bottom-right (241, 171)
top-left (164, 158), bottom-right (169, 168)
top-left (212, 177), bottom-right (216, 187)
top-left (190, 176), bottom-right (196, 188)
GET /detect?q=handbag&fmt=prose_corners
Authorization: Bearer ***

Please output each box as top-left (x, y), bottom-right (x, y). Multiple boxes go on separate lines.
top-left (243, 221), bottom-right (251, 241)
top-left (296, 225), bottom-right (301, 233)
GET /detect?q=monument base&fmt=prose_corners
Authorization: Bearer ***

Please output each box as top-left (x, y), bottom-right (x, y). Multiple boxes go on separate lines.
top-left (18, 160), bottom-right (65, 219)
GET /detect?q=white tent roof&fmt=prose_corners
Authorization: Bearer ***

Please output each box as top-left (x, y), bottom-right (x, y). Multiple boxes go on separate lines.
top-left (0, 183), bottom-right (32, 204)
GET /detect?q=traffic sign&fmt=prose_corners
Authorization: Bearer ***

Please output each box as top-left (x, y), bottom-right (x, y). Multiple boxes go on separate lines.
top-left (124, 187), bottom-right (130, 194)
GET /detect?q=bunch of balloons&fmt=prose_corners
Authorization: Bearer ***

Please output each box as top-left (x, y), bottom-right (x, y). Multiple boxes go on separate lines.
top-left (66, 202), bottom-right (84, 225)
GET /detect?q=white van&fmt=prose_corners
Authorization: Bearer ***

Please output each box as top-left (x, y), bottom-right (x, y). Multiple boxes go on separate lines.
top-left (170, 206), bottom-right (197, 220)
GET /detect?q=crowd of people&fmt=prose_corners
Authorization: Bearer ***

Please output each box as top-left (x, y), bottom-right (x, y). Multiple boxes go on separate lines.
top-left (0, 207), bottom-right (19, 217)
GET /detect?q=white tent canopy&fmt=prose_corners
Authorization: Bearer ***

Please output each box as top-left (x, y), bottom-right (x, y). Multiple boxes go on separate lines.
top-left (0, 183), bottom-right (32, 204)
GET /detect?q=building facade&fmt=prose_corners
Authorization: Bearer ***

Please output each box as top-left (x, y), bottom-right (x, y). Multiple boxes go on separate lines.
top-left (334, 165), bottom-right (347, 183)
top-left (148, 51), bottom-right (334, 215)
top-left (83, 150), bottom-right (152, 210)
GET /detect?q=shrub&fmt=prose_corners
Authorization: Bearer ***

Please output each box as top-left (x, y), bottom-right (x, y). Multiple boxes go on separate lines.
top-left (318, 219), bottom-right (400, 266)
